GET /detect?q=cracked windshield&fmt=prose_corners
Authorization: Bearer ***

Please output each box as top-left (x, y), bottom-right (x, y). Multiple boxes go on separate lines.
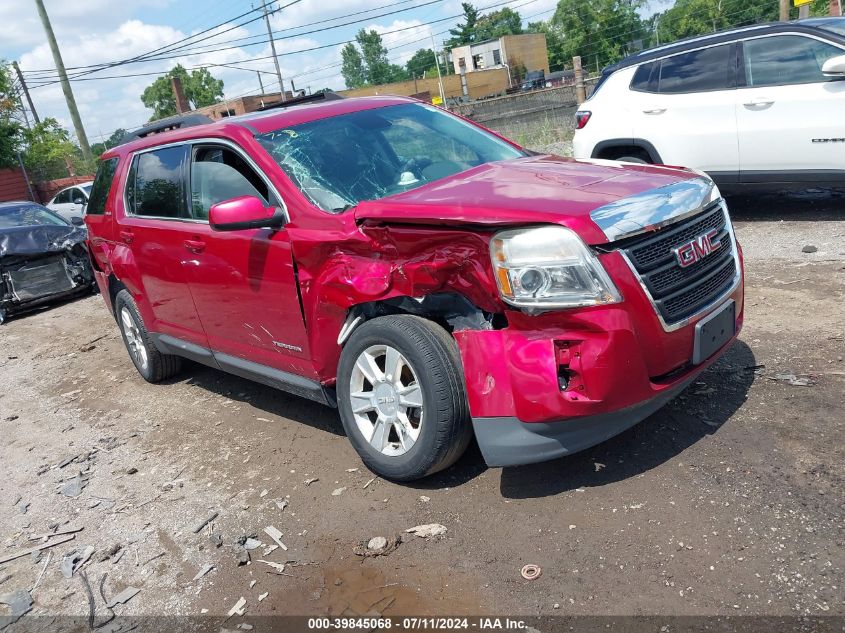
top-left (256, 102), bottom-right (525, 212)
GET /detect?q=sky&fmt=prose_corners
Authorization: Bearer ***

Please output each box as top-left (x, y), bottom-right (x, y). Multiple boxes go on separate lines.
top-left (1, 0), bottom-right (569, 145)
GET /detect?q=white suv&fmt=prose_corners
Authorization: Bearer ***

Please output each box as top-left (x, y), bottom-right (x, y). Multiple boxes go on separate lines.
top-left (573, 18), bottom-right (845, 189)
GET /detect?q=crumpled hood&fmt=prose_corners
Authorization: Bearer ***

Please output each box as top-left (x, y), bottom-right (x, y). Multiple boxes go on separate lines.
top-left (0, 224), bottom-right (87, 259)
top-left (354, 155), bottom-right (699, 245)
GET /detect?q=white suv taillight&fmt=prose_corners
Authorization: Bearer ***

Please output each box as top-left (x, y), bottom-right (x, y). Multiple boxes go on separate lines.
top-left (575, 111), bottom-right (592, 129)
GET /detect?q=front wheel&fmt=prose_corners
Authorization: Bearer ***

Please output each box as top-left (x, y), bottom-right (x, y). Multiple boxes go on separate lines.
top-left (336, 315), bottom-right (472, 481)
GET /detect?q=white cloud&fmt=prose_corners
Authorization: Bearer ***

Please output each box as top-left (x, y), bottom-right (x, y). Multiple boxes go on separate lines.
top-left (271, 0), bottom-right (418, 25)
top-left (4, 0), bottom-right (465, 141)
top-left (0, 0), bottom-right (174, 50)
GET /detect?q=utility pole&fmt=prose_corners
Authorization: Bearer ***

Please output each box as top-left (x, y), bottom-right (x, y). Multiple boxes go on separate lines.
top-left (12, 61), bottom-right (40, 124)
top-left (831, 0), bottom-right (843, 15)
top-left (573, 56), bottom-right (586, 105)
top-left (430, 35), bottom-right (446, 105)
top-left (256, 71), bottom-right (265, 94)
top-left (262, 0), bottom-right (286, 101)
top-left (779, 0), bottom-right (790, 21)
top-left (33, 0), bottom-right (93, 162)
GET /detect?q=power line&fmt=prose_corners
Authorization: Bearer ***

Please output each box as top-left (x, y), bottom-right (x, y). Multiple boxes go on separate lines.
top-left (82, 0), bottom-right (538, 139)
top-left (28, 0), bottom-right (530, 89)
top-left (22, 0), bottom-right (303, 90)
top-left (22, 0), bottom-right (436, 80)
top-left (25, 6), bottom-right (459, 88)
top-left (285, 0), bottom-right (548, 87)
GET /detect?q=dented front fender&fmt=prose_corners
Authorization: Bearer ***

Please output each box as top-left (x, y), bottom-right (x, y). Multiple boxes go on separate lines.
top-left (288, 220), bottom-right (503, 382)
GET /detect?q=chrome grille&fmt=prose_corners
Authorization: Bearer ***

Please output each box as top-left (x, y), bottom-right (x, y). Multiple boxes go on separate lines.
top-left (617, 203), bottom-right (737, 325)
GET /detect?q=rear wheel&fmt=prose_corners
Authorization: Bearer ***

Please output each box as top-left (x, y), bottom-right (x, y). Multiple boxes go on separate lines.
top-left (114, 290), bottom-right (181, 383)
top-left (337, 315), bottom-right (472, 481)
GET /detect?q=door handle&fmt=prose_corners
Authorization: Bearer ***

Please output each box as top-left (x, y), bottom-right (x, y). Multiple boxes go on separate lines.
top-left (743, 98), bottom-right (774, 107)
top-left (119, 230), bottom-right (134, 244)
top-left (183, 239), bottom-right (206, 253)
top-left (642, 107), bottom-right (666, 114)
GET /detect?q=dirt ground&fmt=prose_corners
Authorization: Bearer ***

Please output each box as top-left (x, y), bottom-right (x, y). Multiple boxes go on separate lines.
top-left (0, 192), bottom-right (843, 629)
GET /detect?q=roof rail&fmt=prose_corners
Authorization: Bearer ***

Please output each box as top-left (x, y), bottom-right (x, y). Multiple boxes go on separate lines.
top-left (256, 91), bottom-right (343, 112)
top-left (119, 114), bottom-right (213, 145)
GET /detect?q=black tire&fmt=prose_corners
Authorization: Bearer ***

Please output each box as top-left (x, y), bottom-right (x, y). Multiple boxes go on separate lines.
top-left (615, 155), bottom-right (649, 164)
top-left (337, 315), bottom-right (472, 481)
top-left (114, 289), bottom-right (181, 383)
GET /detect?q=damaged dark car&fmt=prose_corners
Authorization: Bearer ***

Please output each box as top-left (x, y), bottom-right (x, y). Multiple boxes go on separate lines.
top-left (0, 201), bottom-right (94, 323)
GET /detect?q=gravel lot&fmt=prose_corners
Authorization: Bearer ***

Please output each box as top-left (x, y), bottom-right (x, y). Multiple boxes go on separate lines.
top-left (0, 193), bottom-right (842, 629)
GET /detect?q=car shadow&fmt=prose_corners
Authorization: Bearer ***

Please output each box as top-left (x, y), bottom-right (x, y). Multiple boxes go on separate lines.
top-left (175, 362), bottom-right (345, 437)
top-left (725, 187), bottom-right (845, 220)
top-left (164, 340), bottom-right (755, 495)
top-left (495, 340), bottom-right (757, 499)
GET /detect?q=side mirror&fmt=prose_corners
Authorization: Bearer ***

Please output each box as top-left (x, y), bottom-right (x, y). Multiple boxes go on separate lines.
top-left (73, 197), bottom-right (84, 206)
top-left (822, 54), bottom-right (845, 77)
top-left (209, 195), bottom-right (283, 231)
top-left (70, 216), bottom-right (84, 226)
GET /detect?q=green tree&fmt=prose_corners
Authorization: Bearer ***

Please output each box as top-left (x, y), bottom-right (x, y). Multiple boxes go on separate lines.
top-left (341, 43), bottom-right (367, 88)
top-left (648, 0), bottom-right (838, 45)
top-left (358, 29), bottom-right (407, 85)
top-left (405, 48), bottom-right (438, 78)
top-left (141, 65), bottom-right (224, 121)
top-left (340, 29), bottom-right (408, 88)
top-left (447, 3), bottom-right (480, 46)
top-left (475, 8), bottom-right (523, 41)
top-left (91, 128), bottom-right (127, 157)
top-left (548, 0), bottom-right (645, 72)
top-left (22, 118), bottom-right (79, 180)
top-left (0, 62), bottom-right (23, 168)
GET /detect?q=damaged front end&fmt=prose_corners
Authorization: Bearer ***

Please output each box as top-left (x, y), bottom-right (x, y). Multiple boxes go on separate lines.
top-left (0, 225), bottom-right (94, 323)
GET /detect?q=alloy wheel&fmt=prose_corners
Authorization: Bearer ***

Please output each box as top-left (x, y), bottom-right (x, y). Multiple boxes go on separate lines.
top-left (348, 344), bottom-right (424, 457)
top-left (120, 307), bottom-right (148, 371)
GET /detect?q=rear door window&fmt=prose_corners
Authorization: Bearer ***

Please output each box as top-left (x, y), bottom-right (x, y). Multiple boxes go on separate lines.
top-left (127, 145), bottom-right (189, 218)
top-left (86, 157), bottom-right (119, 215)
top-left (657, 44), bottom-right (735, 93)
top-left (189, 146), bottom-right (270, 220)
top-left (631, 61), bottom-right (659, 92)
top-left (53, 189), bottom-right (71, 204)
top-left (743, 35), bottom-right (844, 87)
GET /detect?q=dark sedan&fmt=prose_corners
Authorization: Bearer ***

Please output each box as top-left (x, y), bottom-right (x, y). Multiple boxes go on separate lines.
top-left (0, 201), bottom-right (94, 323)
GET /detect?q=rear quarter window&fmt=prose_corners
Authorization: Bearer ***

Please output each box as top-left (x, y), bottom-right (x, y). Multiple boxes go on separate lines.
top-left (657, 44), bottom-right (735, 93)
top-left (631, 44), bottom-right (736, 94)
top-left (87, 158), bottom-right (119, 215)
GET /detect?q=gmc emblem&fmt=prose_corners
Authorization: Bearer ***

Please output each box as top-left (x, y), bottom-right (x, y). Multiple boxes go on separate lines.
top-left (673, 229), bottom-right (721, 268)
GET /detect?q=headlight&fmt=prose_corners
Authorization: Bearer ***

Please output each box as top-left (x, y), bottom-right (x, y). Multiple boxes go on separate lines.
top-left (490, 225), bottom-right (621, 311)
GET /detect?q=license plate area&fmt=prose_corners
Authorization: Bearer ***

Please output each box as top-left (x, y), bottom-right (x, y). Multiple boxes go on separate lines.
top-left (693, 299), bottom-right (736, 365)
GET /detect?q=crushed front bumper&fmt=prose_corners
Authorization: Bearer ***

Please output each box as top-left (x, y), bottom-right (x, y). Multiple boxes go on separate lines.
top-left (454, 266), bottom-right (743, 468)
top-left (471, 372), bottom-right (696, 467)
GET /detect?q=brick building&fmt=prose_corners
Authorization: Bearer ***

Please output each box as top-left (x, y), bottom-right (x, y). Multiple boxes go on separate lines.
top-left (191, 92), bottom-right (291, 120)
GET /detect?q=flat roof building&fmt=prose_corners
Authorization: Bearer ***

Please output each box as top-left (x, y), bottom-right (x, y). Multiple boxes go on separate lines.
top-left (450, 33), bottom-right (549, 78)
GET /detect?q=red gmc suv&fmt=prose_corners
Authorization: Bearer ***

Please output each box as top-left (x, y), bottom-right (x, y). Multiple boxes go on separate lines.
top-left (85, 95), bottom-right (744, 481)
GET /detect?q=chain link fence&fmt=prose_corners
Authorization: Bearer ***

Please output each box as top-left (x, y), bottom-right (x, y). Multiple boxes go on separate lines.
top-left (446, 77), bottom-right (599, 150)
